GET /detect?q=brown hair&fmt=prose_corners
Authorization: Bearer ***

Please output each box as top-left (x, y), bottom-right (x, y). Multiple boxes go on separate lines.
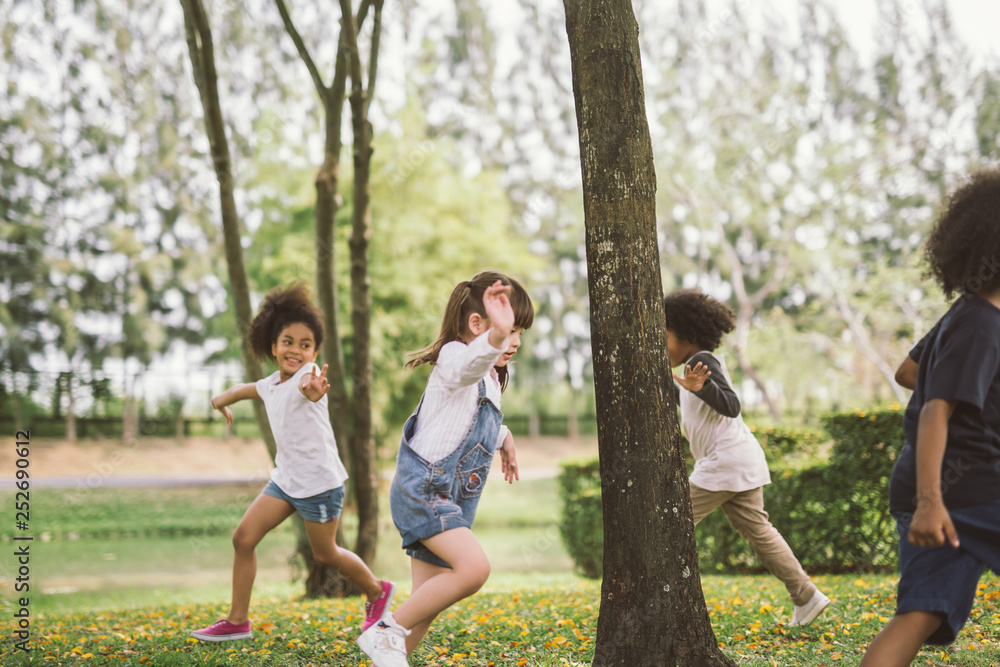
top-left (247, 283), bottom-right (325, 362)
top-left (407, 270), bottom-right (534, 391)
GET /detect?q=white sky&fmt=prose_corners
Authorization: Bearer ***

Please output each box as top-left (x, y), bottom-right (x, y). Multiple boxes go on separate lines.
top-left (751, 0), bottom-right (999, 62)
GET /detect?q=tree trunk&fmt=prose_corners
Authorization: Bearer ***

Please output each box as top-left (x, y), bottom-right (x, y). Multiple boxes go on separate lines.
top-left (180, 0), bottom-right (276, 457)
top-left (274, 0), bottom-right (353, 462)
top-left (567, 386), bottom-right (579, 441)
top-left (341, 0), bottom-right (382, 573)
top-left (65, 371), bottom-right (76, 443)
top-left (12, 388), bottom-right (24, 435)
top-left (562, 1), bottom-right (735, 665)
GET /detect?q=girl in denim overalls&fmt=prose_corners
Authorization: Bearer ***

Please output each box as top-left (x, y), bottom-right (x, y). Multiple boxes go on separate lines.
top-left (357, 271), bottom-right (534, 667)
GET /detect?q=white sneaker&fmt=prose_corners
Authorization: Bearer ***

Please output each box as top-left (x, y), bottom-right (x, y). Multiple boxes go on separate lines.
top-left (357, 618), bottom-right (410, 667)
top-left (788, 590), bottom-right (830, 627)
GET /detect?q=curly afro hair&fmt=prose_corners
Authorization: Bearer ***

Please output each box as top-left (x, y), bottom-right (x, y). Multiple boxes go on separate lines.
top-left (248, 283), bottom-right (325, 362)
top-left (662, 288), bottom-right (735, 351)
top-left (924, 169), bottom-right (1000, 298)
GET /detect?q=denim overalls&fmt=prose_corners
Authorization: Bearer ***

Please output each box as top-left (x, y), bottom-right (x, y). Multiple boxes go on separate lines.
top-left (390, 379), bottom-right (502, 568)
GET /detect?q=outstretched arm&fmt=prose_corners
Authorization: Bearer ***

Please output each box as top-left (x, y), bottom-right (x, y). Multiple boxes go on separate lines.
top-left (211, 383), bottom-right (261, 425)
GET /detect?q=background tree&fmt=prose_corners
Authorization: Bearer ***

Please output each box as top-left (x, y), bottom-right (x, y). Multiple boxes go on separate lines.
top-left (562, 0), bottom-right (735, 664)
top-left (179, 0), bottom-right (276, 453)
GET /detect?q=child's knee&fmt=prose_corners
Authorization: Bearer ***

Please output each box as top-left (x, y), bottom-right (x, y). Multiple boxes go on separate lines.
top-left (312, 544), bottom-right (342, 567)
top-left (461, 554), bottom-right (491, 593)
top-left (232, 527), bottom-right (258, 552)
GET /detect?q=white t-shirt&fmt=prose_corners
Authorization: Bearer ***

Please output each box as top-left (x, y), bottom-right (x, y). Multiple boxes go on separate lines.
top-left (407, 331), bottom-right (510, 462)
top-left (679, 353), bottom-right (771, 493)
top-left (255, 362), bottom-right (349, 498)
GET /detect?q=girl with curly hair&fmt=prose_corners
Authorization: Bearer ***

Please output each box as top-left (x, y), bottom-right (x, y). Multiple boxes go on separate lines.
top-left (663, 287), bottom-right (829, 627)
top-left (864, 170), bottom-right (1000, 666)
top-left (190, 283), bottom-right (395, 642)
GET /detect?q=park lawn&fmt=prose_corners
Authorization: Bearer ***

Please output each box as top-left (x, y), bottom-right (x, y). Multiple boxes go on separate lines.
top-left (0, 485), bottom-right (273, 541)
top-left (0, 476), bottom-right (559, 541)
top-left (3, 572), bottom-right (1000, 666)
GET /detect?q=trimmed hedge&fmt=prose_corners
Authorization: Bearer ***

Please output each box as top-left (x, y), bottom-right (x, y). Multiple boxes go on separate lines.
top-left (557, 456), bottom-right (604, 579)
top-left (558, 410), bottom-right (905, 578)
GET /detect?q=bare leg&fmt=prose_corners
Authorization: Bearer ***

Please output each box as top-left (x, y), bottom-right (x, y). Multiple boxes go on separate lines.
top-left (229, 493), bottom-right (295, 625)
top-left (404, 558), bottom-right (450, 654)
top-left (391, 529), bottom-right (490, 636)
top-left (860, 611), bottom-right (945, 667)
top-left (303, 518), bottom-right (382, 599)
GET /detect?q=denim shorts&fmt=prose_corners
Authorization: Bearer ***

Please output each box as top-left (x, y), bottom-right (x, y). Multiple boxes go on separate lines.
top-left (262, 480), bottom-right (345, 524)
top-left (894, 497), bottom-right (1000, 645)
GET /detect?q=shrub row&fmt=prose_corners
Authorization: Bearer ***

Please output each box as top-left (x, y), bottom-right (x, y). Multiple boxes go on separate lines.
top-left (558, 411), bottom-right (904, 578)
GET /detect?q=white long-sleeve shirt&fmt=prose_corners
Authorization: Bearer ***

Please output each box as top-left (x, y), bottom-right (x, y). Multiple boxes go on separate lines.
top-left (408, 331), bottom-right (510, 462)
top-left (679, 353), bottom-right (770, 492)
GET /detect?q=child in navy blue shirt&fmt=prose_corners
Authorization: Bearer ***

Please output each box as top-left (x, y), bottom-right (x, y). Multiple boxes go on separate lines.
top-left (862, 170), bottom-right (1000, 666)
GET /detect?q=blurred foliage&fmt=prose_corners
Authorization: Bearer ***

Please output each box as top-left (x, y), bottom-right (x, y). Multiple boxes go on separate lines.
top-left (4, 0), bottom-right (1000, 433)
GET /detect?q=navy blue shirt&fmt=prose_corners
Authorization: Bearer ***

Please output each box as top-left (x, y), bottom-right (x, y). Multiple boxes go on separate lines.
top-left (889, 295), bottom-right (1000, 513)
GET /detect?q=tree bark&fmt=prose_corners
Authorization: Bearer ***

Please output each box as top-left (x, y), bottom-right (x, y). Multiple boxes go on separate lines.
top-left (180, 0), bottom-right (276, 457)
top-left (340, 0), bottom-right (383, 569)
top-left (562, 1), bottom-right (735, 665)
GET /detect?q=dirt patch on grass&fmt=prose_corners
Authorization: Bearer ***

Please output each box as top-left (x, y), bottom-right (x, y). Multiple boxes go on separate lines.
top-left (8, 435), bottom-right (598, 479)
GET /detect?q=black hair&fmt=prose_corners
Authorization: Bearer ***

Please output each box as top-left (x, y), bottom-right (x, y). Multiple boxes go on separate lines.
top-left (924, 169), bottom-right (1000, 298)
top-left (247, 283), bottom-right (325, 362)
top-left (662, 287), bottom-right (735, 351)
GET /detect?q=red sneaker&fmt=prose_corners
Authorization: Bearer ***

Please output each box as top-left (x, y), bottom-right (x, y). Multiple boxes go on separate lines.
top-left (190, 619), bottom-right (252, 641)
top-left (362, 580), bottom-right (397, 631)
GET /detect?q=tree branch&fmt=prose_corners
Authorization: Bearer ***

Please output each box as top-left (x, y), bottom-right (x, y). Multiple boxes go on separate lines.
top-left (363, 0), bottom-right (383, 117)
top-left (830, 276), bottom-right (908, 403)
top-left (274, 0), bottom-right (329, 101)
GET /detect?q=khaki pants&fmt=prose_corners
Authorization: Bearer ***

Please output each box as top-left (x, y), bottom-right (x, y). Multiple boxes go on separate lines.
top-left (690, 484), bottom-right (816, 606)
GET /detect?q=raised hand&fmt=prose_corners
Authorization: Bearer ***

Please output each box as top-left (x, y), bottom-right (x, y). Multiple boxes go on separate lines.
top-left (300, 363), bottom-right (330, 402)
top-left (483, 280), bottom-right (515, 337)
top-left (673, 361), bottom-right (711, 392)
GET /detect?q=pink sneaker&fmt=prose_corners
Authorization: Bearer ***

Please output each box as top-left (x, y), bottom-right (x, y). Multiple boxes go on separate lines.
top-left (190, 619), bottom-right (252, 641)
top-left (362, 580), bottom-right (397, 631)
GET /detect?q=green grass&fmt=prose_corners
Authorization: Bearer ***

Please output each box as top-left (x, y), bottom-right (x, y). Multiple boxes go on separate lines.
top-left (0, 484), bottom-right (271, 541)
top-left (0, 473), bottom-right (557, 542)
top-left (3, 572), bottom-right (1000, 665)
